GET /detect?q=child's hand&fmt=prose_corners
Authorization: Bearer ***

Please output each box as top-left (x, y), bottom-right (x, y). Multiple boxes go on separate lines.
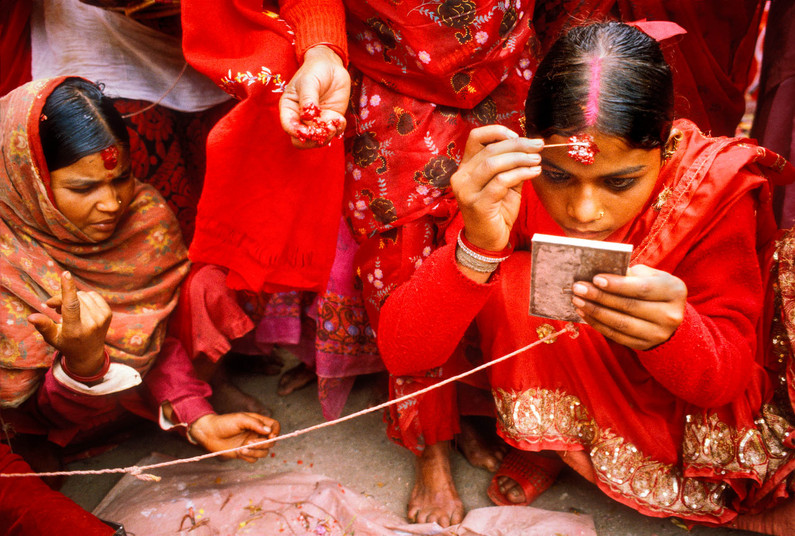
top-left (27, 271), bottom-right (111, 377)
top-left (570, 264), bottom-right (687, 350)
top-left (189, 412), bottom-right (280, 463)
top-left (451, 125), bottom-right (543, 253)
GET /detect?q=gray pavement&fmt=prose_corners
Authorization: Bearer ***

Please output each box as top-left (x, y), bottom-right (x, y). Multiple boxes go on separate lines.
top-left (62, 353), bottom-right (757, 536)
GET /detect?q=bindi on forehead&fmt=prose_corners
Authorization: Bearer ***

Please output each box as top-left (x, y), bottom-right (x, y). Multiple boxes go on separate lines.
top-left (100, 146), bottom-right (119, 170)
top-left (568, 134), bottom-right (599, 165)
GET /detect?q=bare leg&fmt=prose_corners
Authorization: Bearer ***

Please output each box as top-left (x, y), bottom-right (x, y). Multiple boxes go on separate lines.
top-left (277, 362), bottom-right (317, 396)
top-left (195, 357), bottom-right (271, 416)
top-left (408, 441), bottom-right (465, 527)
top-left (455, 416), bottom-right (505, 472)
top-left (557, 450), bottom-right (596, 483)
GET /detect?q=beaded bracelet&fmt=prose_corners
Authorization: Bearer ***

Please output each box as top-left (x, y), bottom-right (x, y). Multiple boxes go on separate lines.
top-left (58, 349), bottom-right (110, 384)
top-left (455, 244), bottom-right (499, 273)
top-left (457, 230), bottom-right (513, 263)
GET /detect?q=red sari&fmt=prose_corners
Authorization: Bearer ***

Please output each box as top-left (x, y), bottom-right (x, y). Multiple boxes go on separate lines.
top-left (378, 120), bottom-right (795, 525)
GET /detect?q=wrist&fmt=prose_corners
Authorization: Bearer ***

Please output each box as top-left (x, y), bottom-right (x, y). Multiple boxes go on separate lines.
top-left (458, 230), bottom-right (513, 261)
top-left (303, 44), bottom-right (344, 67)
top-left (58, 349), bottom-right (110, 384)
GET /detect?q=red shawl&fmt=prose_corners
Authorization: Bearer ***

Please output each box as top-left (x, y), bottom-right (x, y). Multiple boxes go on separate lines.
top-left (0, 78), bottom-right (189, 407)
top-left (181, 0), bottom-right (346, 293)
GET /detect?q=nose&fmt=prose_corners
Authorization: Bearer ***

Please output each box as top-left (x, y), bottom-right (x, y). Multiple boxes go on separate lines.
top-left (567, 186), bottom-right (602, 223)
top-left (96, 185), bottom-right (121, 213)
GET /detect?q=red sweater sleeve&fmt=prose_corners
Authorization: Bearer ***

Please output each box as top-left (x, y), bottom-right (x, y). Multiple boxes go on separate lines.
top-left (278, 0), bottom-right (348, 64)
top-left (0, 444), bottom-right (114, 535)
top-left (637, 192), bottom-right (762, 407)
top-left (378, 241), bottom-right (499, 376)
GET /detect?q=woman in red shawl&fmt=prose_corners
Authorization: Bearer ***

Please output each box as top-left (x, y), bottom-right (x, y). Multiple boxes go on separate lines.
top-left (0, 77), bottom-right (278, 464)
top-left (378, 22), bottom-right (795, 534)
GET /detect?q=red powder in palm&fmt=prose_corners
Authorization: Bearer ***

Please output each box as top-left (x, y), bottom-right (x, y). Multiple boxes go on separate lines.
top-left (568, 135), bottom-right (599, 165)
top-left (297, 103), bottom-right (338, 144)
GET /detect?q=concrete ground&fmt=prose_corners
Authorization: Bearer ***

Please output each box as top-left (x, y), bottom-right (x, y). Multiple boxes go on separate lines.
top-left (61, 353), bottom-right (758, 536)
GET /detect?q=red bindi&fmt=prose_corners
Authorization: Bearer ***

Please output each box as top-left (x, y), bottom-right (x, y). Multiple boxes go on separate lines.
top-left (568, 134), bottom-right (599, 165)
top-left (100, 146), bottom-right (119, 170)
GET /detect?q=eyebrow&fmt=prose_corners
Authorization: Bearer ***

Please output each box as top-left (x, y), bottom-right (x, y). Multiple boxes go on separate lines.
top-left (58, 167), bottom-right (132, 187)
top-left (542, 161), bottom-right (647, 178)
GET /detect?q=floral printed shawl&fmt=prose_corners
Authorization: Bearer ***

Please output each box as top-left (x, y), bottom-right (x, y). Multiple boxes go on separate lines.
top-left (0, 78), bottom-right (190, 407)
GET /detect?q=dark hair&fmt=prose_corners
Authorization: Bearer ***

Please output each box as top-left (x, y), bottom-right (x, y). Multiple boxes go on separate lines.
top-left (39, 78), bottom-right (129, 172)
top-left (525, 22), bottom-right (674, 149)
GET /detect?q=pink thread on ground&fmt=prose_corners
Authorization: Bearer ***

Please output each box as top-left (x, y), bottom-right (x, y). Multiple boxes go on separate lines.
top-left (0, 325), bottom-right (577, 480)
top-left (584, 56), bottom-right (602, 126)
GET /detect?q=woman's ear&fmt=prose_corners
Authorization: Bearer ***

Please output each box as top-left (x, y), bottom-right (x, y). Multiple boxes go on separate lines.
top-left (661, 128), bottom-right (682, 162)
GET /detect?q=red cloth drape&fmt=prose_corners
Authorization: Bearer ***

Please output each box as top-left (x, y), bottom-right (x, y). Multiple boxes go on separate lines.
top-left (181, 0), bottom-right (345, 293)
top-left (0, 0), bottom-right (32, 96)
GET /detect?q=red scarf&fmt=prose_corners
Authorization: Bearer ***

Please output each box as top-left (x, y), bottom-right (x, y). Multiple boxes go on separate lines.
top-left (181, 0), bottom-right (345, 293)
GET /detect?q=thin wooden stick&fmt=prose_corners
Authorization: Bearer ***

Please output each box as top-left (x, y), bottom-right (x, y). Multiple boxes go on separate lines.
top-left (543, 142), bottom-right (588, 148)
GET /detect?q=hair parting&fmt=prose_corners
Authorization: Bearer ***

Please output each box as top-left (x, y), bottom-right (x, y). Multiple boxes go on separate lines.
top-left (584, 56), bottom-right (602, 126)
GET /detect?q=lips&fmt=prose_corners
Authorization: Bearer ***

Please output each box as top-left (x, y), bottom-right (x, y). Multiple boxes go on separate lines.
top-left (90, 220), bottom-right (117, 232)
top-left (564, 228), bottom-right (610, 240)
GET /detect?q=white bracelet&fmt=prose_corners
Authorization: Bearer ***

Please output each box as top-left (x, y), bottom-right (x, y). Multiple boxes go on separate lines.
top-left (455, 244), bottom-right (499, 273)
top-left (456, 230), bottom-right (512, 263)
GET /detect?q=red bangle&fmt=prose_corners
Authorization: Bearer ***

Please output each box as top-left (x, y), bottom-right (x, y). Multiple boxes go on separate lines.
top-left (57, 350), bottom-right (110, 383)
top-left (458, 229), bottom-right (514, 260)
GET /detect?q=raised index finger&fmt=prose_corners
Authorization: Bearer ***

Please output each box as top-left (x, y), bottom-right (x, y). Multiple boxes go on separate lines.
top-left (59, 271), bottom-right (81, 325)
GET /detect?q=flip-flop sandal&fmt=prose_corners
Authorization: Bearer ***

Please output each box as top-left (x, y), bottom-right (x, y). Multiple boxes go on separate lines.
top-left (487, 449), bottom-right (563, 506)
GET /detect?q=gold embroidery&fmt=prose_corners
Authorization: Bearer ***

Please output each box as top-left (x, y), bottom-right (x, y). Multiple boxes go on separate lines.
top-left (772, 154), bottom-right (788, 173)
top-left (653, 187), bottom-right (672, 211)
top-left (662, 129), bottom-right (683, 162)
top-left (493, 388), bottom-right (795, 518)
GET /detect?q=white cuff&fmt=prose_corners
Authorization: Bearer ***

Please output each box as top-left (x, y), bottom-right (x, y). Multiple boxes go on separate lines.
top-left (52, 359), bottom-right (141, 395)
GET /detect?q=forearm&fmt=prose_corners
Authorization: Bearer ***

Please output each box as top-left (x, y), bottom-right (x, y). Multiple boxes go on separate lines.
top-left (144, 337), bottom-right (214, 428)
top-left (278, 0), bottom-right (348, 64)
top-left (638, 303), bottom-right (756, 406)
top-left (378, 241), bottom-right (497, 376)
top-left (637, 194), bottom-right (762, 407)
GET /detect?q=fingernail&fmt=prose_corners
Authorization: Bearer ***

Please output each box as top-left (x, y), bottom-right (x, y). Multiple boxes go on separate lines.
top-left (572, 283), bottom-right (587, 295)
top-left (575, 308), bottom-right (585, 318)
top-left (63, 271), bottom-right (71, 280)
top-left (572, 296), bottom-right (585, 308)
top-left (593, 276), bottom-right (608, 288)
top-left (529, 138), bottom-right (544, 148)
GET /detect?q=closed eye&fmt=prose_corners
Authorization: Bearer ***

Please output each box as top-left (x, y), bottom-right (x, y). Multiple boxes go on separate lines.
top-left (604, 176), bottom-right (640, 192)
top-left (541, 168), bottom-right (570, 184)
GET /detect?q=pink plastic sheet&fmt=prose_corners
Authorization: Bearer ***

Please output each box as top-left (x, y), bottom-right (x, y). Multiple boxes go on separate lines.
top-left (93, 454), bottom-right (596, 535)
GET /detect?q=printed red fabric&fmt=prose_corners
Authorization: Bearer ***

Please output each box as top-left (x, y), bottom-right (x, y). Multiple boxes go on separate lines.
top-left (181, 0), bottom-right (345, 293)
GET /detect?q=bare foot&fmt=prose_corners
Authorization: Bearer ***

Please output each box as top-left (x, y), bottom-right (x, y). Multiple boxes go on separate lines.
top-left (455, 416), bottom-right (506, 472)
top-left (209, 376), bottom-right (271, 417)
top-left (733, 497), bottom-right (795, 535)
top-left (408, 441), bottom-right (464, 527)
top-left (277, 362), bottom-right (316, 396)
top-left (493, 450), bottom-right (565, 504)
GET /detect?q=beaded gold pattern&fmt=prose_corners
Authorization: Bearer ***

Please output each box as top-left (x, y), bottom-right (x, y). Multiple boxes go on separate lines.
top-left (494, 388), bottom-right (795, 518)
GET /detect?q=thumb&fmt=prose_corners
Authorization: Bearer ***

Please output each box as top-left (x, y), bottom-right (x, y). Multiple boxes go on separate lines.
top-left (28, 313), bottom-right (60, 346)
top-left (59, 271), bottom-right (81, 326)
top-left (238, 413), bottom-right (274, 435)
